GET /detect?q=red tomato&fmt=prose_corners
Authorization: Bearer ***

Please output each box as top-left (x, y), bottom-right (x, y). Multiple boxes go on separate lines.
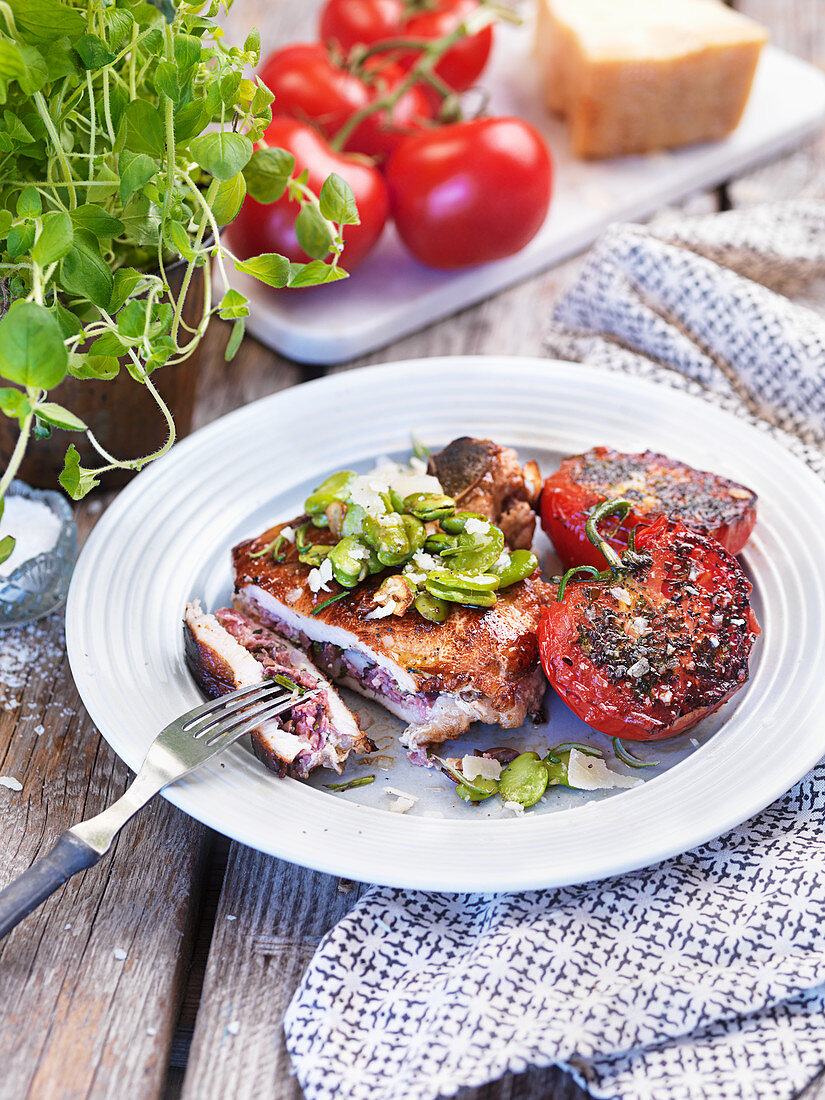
top-left (385, 117), bottom-right (552, 269)
top-left (320, 0), bottom-right (406, 49)
top-left (541, 448), bottom-right (758, 571)
top-left (258, 44), bottom-right (432, 161)
top-left (319, 0), bottom-right (493, 93)
top-left (404, 0), bottom-right (494, 93)
top-left (228, 117), bottom-right (389, 272)
top-left (538, 519), bottom-right (760, 741)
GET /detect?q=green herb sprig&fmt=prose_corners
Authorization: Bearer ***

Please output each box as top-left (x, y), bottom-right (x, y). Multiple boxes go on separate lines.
top-left (0, 0), bottom-right (359, 560)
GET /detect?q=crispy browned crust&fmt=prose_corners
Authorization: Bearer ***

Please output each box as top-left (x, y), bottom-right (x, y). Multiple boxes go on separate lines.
top-left (184, 619), bottom-right (240, 697)
top-left (233, 520), bottom-right (555, 713)
top-left (183, 614), bottom-right (289, 776)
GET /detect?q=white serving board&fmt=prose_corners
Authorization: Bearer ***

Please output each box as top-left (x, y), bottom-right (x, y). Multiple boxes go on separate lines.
top-left (228, 27), bottom-right (825, 364)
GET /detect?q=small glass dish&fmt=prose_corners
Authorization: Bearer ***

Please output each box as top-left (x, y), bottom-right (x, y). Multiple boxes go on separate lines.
top-left (0, 481), bottom-right (78, 628)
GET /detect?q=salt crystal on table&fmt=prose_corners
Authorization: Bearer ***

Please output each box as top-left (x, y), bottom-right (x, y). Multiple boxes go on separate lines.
top-left (113, 947), bottom-right (127, 961)
top-left (0, 498), bottom-right (62, 577)
top-left (0, 776), bottom-right (22, 791)
top-left (226, 1021), bottom-right (240, 1036)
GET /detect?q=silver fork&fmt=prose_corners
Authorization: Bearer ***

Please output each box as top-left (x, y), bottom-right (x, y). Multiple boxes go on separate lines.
top-left (0, 679), bottom-right (314, 940)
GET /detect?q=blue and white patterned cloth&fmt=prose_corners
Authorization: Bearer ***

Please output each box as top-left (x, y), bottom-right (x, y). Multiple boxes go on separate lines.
top-left (285, 202), bottom-right (825, 1100)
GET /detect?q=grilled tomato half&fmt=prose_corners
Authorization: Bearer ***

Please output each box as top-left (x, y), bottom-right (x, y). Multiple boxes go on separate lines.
top-left (538, 506), bottom-right (760, 741)
top-left (541, 447), bottom-right (757, 571)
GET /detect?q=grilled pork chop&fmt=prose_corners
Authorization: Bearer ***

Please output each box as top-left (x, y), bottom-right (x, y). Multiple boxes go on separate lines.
top-left (427, 437), bottom-right (542, 550)
top-left (232, 526), bottom-right (553, 755)
top-left (184, 601), bottom-right (371, 777)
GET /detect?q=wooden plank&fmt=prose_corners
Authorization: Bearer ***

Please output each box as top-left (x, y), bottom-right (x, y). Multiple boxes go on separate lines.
top-left (0, 499), bottom-right (210, 1100)
top-left (180, 847), bottom-right (372, 1100)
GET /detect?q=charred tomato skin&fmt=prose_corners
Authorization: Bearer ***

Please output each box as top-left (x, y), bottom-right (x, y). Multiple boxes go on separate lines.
top-left (541, 447), bottom-right (758, 571)
top-left (538, 519), bottom-right (760, 741)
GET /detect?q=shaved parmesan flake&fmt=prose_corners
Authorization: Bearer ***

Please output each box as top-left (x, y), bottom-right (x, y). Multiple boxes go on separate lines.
top-left (464, 517), bottom-right (491, 536)
top-left (365, 605), bottom-right (394, 621)
top-left (502, 800), bottom-right (525, 816)
top-left (567, 749), bottom-right (641, 791)
top-left (280, 526), bottom-right (295, 542)
top-left (385, 785), bottom-right (418, 814)
top-left (461, 755), bottom-right (502, 781)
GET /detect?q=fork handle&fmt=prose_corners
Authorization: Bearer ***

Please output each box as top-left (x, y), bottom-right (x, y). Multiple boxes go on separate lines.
top-left (0, 833), bottom-right (101, 940)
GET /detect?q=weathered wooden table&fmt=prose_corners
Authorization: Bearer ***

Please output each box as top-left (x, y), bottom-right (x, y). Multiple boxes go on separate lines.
top-left (1, 2), bottom-right (822, 1097)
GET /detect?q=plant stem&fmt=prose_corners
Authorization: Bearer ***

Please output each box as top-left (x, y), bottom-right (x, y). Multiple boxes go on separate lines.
top-left (33, 92), bottom-right (78, 210)
top-left (0, 408), bottom-right (33, 504)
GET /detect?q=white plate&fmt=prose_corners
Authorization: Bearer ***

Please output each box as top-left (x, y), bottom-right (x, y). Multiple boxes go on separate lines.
top-left (66, 358), bottom-right (825, 891)
top-left (227, 29), bottom-right (825, 364)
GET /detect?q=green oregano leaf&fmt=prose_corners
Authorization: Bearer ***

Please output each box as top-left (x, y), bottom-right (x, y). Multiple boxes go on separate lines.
top-left (0, 387), bottom-right (31, 420)
top-left (16, 186), bottom-right (41, 217)
top-left (68, 354), bottom-right (120, 381)
top-left (294, 205), bottom-right (334, 261)
top-left (75, 33), bottom-right (116, 70)
top-left (70, 204), bottom-right (124, 239)
top-left (109, 268), bottom-right (148, 313)
top-left (60, 229), bottom-right (114, 309)
top-left (59, 443), bottom-right (101, 500)
top-left (288, 261), bottom-right (348, 289)
top-left (225, 318), bottom-right (244, 361)
top-left (190, 131), bottom-right (253, 181)
top-left (121, 99), bottom-right (165, 158)
top-left (233, 252), bottom-right (290, 289)
top-left (34, 402), bottom-right (87, 431)
top-left (118, 150), bottom-right (159, 205)
top-left (218, 288), bottom-right (249, 320)
top-left (32, 210), bottom-right (73, 266)
top-left (0, 301), bottom-right (68, 389)
top-left (210, 172), bottom-right (246, 226)
top-left (318, 174), bottom-right (360, 227)
top-left (243, 147), bottom-right (294, 203)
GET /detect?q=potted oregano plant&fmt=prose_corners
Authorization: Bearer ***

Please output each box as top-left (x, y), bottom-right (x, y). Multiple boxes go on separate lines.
top-left (0, 0), bottom-right (359, 559)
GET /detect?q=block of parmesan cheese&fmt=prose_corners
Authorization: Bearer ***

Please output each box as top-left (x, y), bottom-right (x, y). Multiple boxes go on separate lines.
top-left (536, 0), bottom-right (769, 159)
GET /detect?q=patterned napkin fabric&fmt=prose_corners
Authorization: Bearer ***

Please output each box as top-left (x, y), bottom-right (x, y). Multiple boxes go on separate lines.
top-left (285, 202), bottom-right (825, 1100)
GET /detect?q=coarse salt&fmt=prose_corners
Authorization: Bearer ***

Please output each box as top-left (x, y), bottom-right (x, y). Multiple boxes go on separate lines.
top-left (226, 1021), bottom-right (240, 1036)
top-left (113, 947), bottom-right (127, 961)
top-left (0, 498), bottom-right (62, 577)
top-left (0, 776), bottom-right (22, 791)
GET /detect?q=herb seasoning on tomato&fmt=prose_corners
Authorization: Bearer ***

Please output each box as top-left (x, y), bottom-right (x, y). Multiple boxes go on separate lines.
top-left (541, 447), bottom-right (758, 571)
top-left (538, 500), bottom-right (760, 741)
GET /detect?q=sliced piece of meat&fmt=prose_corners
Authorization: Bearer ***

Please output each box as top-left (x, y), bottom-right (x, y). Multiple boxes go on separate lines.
top-left (232, 521), bottom-right (554, 756)
top-left (427, 436), bottom-right (542, 550)
top-left (184, 600), bottom-right (371, 778)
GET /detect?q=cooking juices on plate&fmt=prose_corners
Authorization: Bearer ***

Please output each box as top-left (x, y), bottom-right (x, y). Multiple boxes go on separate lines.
top-left (185, 441), bottom-right (760, 811)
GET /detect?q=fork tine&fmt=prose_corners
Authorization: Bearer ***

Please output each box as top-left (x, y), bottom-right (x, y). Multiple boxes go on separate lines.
top-left (186, 681), bottom-right (290, 736)
top-left (205, 689), bottom-right (320, 746)
top-left (191, 688), bottom-right (293, 740)
top-left (181, 679), bottom-right (284, 730)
